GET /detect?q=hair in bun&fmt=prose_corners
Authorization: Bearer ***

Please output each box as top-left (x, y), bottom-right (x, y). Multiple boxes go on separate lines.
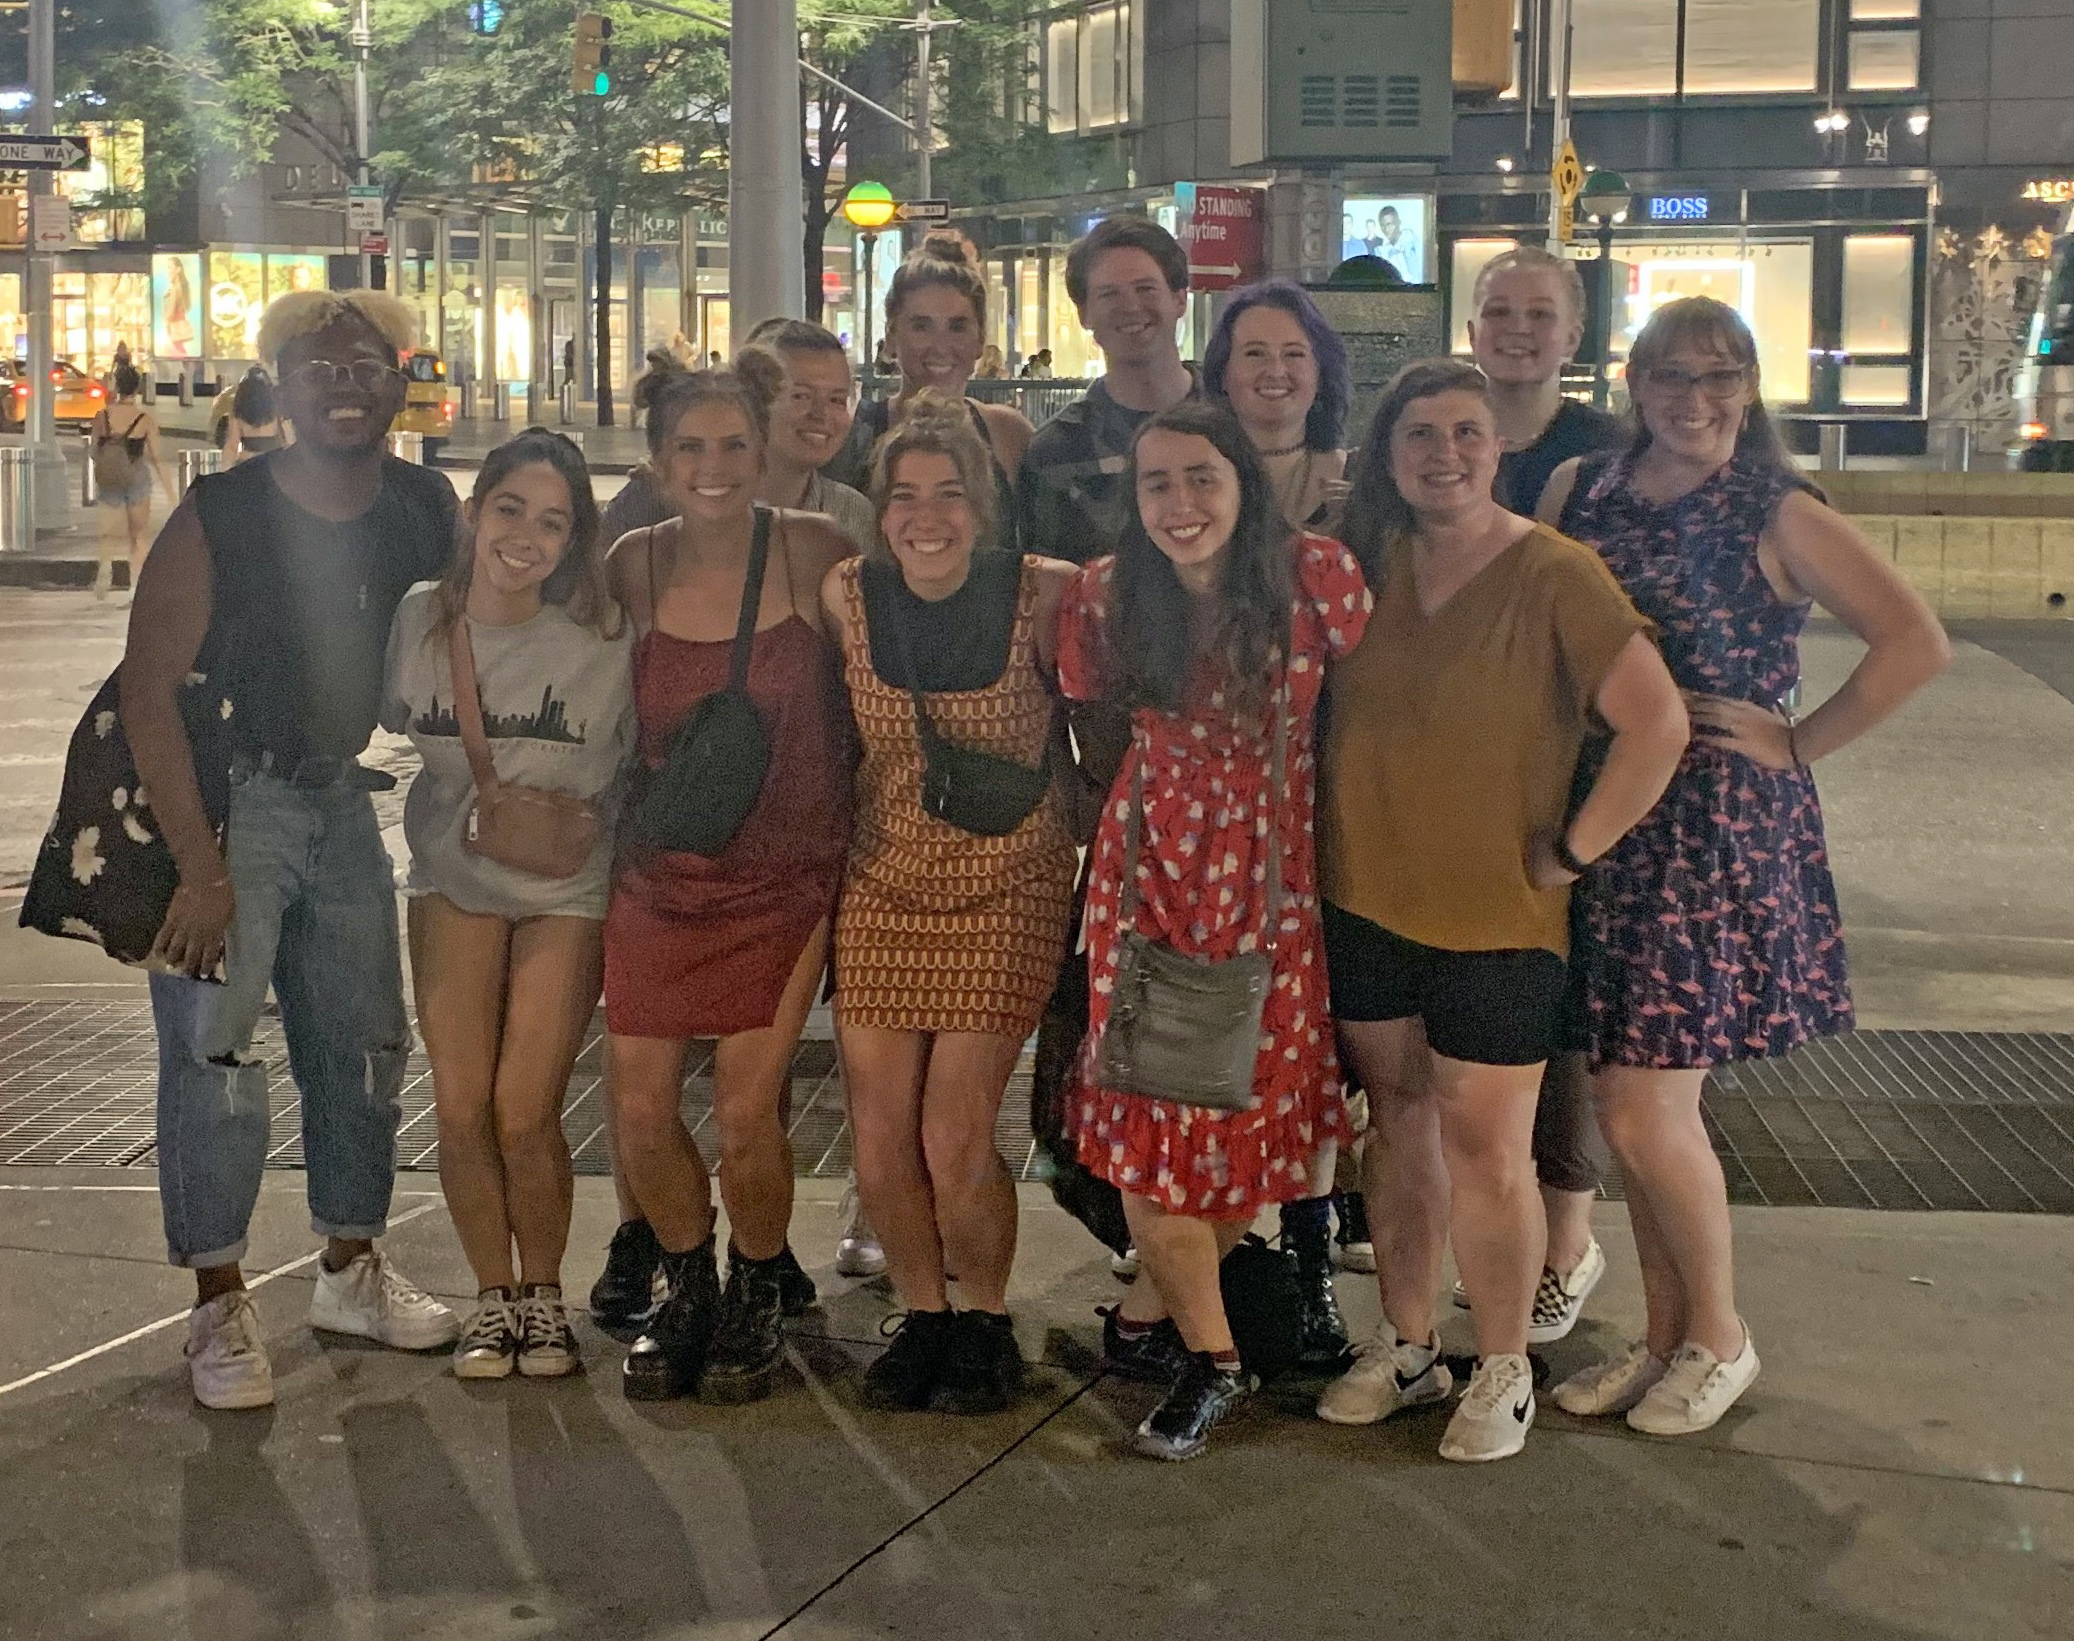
top-left (866, 388), bottom-right (996, 563)
top-left (640, 349), bottom-right (782, 457)
top-left (886, 228), bottom-right (988, 331)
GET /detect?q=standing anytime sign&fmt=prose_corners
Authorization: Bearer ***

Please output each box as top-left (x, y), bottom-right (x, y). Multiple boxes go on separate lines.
top-left (1176, 183), bottom-right (1266, 292)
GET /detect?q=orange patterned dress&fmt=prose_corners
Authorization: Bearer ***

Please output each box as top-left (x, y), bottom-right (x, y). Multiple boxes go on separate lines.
top-left (834, 555), bottom-right (1077, 1037)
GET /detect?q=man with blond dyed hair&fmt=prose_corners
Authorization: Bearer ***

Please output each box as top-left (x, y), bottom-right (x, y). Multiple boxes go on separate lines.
top-left (1469, 245), bottom-right (1624, 516)
top-left (122, 289), bottom-right (463, 1408)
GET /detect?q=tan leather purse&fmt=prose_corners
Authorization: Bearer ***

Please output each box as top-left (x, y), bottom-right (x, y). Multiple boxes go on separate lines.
top-left (448, 617), bottom-right (600, 880)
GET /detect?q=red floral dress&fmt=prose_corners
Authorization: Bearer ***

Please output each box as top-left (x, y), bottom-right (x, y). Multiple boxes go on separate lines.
top-left (1057, 535), bottom-right (1372, 1219)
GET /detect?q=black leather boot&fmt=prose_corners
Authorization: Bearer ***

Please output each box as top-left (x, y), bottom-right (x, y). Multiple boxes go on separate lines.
top-left (589, 1217), bottom-right (662, 1329)
top-left (1282, 1197), bottom-right (1351, 1369)
top-left (622, 1236), bottom-right (719, 1401)
top-left (700, 1247), bottom-right (788, 1404)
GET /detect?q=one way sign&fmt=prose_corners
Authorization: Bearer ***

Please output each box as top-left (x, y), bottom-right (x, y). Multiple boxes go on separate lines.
top-left (0, 135), bottom-right (91, 172)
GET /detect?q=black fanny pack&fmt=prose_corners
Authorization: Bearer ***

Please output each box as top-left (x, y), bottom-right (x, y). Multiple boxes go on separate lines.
top-left (633, 507), bottom-right (775, 855)
top-left (886, 572), bottom-right (1051, 839)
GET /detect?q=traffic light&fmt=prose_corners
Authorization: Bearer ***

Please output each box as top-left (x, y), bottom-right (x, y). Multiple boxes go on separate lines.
top-left (572, 12), bottom-right (613, 97)
top-left (468, 0), bottom-right (504, 31)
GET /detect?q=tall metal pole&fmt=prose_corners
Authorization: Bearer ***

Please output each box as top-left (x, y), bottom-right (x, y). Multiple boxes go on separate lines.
top-left (860, 231), bottom-right (878, 381)
top-left (729, 0), bottom-right (805, 338)
top-left (1546, 0), bottom-right (1574, 251)
top-left (354, 0), bottom-right (374, 289)
top-left (26, 0), bottom-right (68, 531)
top-left (914, 1), bottom-right (932, 202)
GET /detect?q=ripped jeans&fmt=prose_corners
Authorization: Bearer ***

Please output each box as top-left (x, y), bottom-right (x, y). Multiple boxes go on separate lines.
top-left (149, 768), bottom-right (410, 1268)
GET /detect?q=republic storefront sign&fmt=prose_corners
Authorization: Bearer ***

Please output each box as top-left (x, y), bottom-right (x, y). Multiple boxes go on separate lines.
top-left (1175, 183), bottom-right (1266, 293)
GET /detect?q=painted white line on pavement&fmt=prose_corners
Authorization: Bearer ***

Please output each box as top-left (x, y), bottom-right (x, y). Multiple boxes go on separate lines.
top-left (0, 1201), bottom-right (439, 1401)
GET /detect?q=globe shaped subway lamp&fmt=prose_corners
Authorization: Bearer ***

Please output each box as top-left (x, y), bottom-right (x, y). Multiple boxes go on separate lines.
top-left (1579, 170), bottom-right (1632, 411)
top-left (842, 183), bottom-right (900, 384)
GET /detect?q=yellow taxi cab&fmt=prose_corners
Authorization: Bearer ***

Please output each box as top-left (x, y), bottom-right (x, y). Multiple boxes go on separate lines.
top-left (394, 350), bottom-right (457, 459)
top-left (7, 359), bottom-right (108, 428)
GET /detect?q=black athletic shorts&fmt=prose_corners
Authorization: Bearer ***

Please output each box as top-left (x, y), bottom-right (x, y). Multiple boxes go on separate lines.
top-left (1323, 901), bottom-right (1569, 1068)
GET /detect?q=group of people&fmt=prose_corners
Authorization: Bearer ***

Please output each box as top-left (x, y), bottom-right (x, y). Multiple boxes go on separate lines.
top-left (115, 211), bottom-right (1948, 1469)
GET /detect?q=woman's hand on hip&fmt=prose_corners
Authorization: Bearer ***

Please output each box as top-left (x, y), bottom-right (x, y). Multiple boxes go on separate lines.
top-left (1683, 692), bottom-right (1797, 770)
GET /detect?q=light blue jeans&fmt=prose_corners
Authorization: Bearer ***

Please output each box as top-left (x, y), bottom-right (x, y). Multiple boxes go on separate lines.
top-left (150, 769), bottom-right (411, 1268)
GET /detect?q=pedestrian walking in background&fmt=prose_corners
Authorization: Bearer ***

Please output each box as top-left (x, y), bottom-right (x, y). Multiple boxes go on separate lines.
top-left (120, 290), bottom-right (463, 1410)
top-left (91, 363), bottom-right (174, 598)
top-left (825, 234), bottom-right (1031, 551)
top-left (381, 430), bottom-right (634, 1382)
top-left (977, 343), bottom-right (1010, 380)
top-left (1539, 297), bottom-right (1948, 1436)
top-left (824, 397), bottom-right (1079, 1415)
top-left (1316, 359), bottom-right (1686, 1463)
top-left (222, 367), bottom-right (287, 466)
top-left (1201, 276), bottom-right (1357, 1366)
top-left (1463, 244), bottom-right (1633, 1347)
top-left (1059, 400), bottom-right (1372, 1461)
top-left (600, 355), bottom-right (856, 1405)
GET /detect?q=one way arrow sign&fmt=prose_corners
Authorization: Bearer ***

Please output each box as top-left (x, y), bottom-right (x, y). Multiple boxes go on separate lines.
top-left (0, 135), bottom-right (91, 171)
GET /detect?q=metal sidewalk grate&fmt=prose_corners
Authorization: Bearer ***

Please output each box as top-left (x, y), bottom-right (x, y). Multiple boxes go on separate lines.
top-left (0, 1001), bottom-right (2068, 1212)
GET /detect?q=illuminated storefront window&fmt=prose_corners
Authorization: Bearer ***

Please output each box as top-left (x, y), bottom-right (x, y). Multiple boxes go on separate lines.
top-left (1566, 0), bottom-right (1819, 98)
top-left (1612, 240), bottom-right (1814, 404)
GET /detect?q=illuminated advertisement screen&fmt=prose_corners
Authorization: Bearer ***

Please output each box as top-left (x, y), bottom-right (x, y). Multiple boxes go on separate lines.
top-left (267, 252), bottom-right (327, 300)
top-left (1341, 196), bottom-right (1430, 283)
top-left (152, 252), bottom-right (201, 360)
top-left (207, 250), bottom-right (265, 360)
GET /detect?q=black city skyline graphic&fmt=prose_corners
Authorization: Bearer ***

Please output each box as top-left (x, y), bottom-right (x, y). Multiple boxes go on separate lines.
top-left (413, 685), bottom-right (588, 745)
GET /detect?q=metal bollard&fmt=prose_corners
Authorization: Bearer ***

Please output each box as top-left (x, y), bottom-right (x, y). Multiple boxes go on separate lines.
top-left (1819, 422), bottom-right (1847, 473)
top-left (387, 430), bottom-right (426, 464)
top-left (0, 446), bottom-right (32, 551)
top-left (140, 373), bottom-right (156, 405)
top-left (177, 368), bottom-right (193, 408)
top-left (492, 381), bottom-right (511, 421)
top-left (559, 382), bottom-right (574, 424)
top-left (179, 447), bottom-right (225, 496)
top-left (81, 430), bottom-right (97, 506)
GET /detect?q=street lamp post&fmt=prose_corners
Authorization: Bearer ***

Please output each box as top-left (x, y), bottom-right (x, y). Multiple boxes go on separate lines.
top-left (1579, 169), bottom-right (1631, 411)
top-left (25, 0), bottom-right (68, 532)
top-left (841, 183), bottom-right (899, 385)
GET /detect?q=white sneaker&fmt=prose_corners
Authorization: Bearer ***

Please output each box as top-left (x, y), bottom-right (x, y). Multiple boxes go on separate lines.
top-left (1627, 1328), bottom-right (1760, 1436)
top-left (310, 1250), bottom-right (462, 1350)
top-left (1439, 1353), bottom-right (1535, 1463)
top-left (1552, 1342), bottom-right (1670, 1417)
top-left (453, 1292), bottom-right (520, 1380)
top-left (835, 1179), bottom-right (888, 1278)
top-left (186, 1290), bottom-right (275, 1410)
top-left (1110, 1247), bottom-right (1141, 1281)
top-left (515, 1285), bottom-right (581, 1378)
top-left (1316, 1324), bottom-right (1453, 1426)
top-left (1527, 1239), bottom-right (1606, 1345)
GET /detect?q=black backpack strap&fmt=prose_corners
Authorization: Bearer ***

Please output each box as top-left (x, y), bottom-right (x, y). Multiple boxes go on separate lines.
top-left (727, 506), bottom-right (774, 693)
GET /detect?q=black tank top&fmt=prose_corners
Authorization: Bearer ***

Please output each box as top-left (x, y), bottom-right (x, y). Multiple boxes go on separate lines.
top-left (195, 454), bottom-right (458, 762)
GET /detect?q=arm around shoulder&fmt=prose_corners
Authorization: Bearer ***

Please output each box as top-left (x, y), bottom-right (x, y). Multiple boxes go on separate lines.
top-left (1536, 458), bottom-right (1583, 528)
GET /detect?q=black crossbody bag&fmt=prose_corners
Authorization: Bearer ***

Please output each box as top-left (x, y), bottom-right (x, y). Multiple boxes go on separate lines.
top-left (632, 507), bottom-right (775, 855)
top-left (883, 572), bottom-right (1053, 839)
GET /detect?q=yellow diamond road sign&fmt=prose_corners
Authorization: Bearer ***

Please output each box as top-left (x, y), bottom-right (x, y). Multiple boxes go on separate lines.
top-left (1552, 140), bottom-right (1585, 208)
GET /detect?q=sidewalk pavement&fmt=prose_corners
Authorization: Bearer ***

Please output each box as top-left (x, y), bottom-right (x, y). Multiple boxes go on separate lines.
top-left (0, 1175), bottom-right (2065, 1640)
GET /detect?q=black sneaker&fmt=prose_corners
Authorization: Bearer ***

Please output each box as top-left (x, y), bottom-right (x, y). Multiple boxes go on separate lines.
top-left (1134, 1352), bottom-right (1255, 1462)
top-left (590, 1218), bottom-right (662, 1329)
top-left (1099, 1306), bottom-right (1191, 1384)
top-left (774, 1244), bottom-right (818, 1317)
top-left (932, 1310), bottom-right (1025, 1415)
top-left (1283, 1203), bottom-right (1352, 1370)
top-left (1334, 1190), bottom-right (1377, 1274)
top-left (622, 1237), bottom-right (719, 1401)
top-left (700, 1248), bottom-right (788, 1404)
top-left (861, 1308), bottom-right (955, 1411)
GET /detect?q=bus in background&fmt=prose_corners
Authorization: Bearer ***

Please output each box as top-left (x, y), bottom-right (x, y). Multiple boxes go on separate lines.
top-left (2014, 206), bottom-right (2074, 472)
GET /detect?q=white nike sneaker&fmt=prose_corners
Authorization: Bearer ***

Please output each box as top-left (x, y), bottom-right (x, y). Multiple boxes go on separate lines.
top-left (1439, 1353), bottom-right (1535, 1463)
top-left (1110, 1247), bottom-right (1141, 1281)
top-left (310, 1250), bottom-right (461, 1351)
top-left (1627, 1328), bottom-right (1760, 1436)
top-left (1527, 1238), bottom-right (1607, 1345)
top-left (1552, 1341), bottom-right (1669, 1417)
top-left (835, 1178), bottom-right (888, 1279)
top-left (1316, 1324), bottom-right (1453, 1426)
top-left (186, 1290), bottom-right (275, 1410)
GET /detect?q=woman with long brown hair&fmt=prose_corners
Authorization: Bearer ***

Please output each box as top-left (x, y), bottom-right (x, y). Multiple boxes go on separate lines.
top-left (1538, 298), bottom-right (1947, 1436)
top-left (1059, 398), bottom-right (1372, 1461)
top-left (382, 429), bottom-right (632, 1379)
top-left (828, 233), bottom-right (1030, 549)
top-left (822, 395), bottom-right (1078, 1415)
top-left (602, 356), bottom-right (857, 1405)
top-left (1316, 359), bottom-right (1687, 1463)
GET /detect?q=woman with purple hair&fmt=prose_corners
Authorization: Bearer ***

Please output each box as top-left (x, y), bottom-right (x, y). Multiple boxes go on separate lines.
top-left (1203, 279), bottom-right (1352, 532)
